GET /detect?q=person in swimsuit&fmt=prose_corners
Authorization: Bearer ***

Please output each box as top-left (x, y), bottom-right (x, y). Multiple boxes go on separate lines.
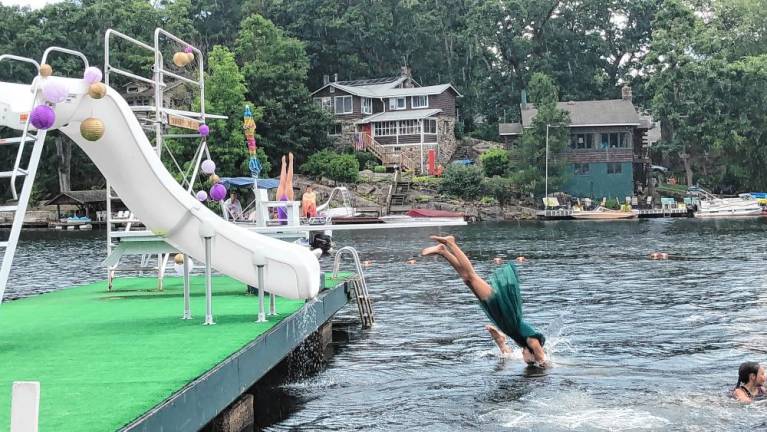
top-left (421, 235), bottom-right (547, 366)
top-left (275, 152), bottom-right (295, 223)
top-left (732, 361), bottom-right (766, 403)
top-left (301, 185), bottom-right (317, 218)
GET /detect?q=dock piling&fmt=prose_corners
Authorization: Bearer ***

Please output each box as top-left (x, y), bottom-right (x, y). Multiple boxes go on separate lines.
top-left (256, 264), bottom-right (266, 322)
top-left (182, 254), bottom-right (192, 320)
top-left (203, 236), bottom-right (214, 325)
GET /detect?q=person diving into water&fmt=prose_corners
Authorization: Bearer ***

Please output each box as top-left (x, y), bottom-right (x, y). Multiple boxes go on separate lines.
top-left (421, 235), bottom-right (547, 366)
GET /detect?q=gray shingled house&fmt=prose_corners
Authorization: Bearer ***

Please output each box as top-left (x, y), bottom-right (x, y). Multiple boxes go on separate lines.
top-left (499, 86), bottom-right (654, 199)
top-left (311, 68), bottom-right (461, 172)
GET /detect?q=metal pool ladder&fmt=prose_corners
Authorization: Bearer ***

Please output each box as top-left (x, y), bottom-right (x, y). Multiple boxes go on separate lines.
top-left (332, 246), bottom-right (374, 328)
top-left (0, 54), bottom-right (48, 306)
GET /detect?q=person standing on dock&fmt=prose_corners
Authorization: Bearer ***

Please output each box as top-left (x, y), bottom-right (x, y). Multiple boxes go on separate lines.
top-left (421, 235), bottom-right (547, 366)
top-left (302, 185), bottom-right (317, 218)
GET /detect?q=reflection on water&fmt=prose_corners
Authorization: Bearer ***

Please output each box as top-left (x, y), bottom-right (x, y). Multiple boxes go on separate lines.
top-left (5, 219), bottom-right (767, 430)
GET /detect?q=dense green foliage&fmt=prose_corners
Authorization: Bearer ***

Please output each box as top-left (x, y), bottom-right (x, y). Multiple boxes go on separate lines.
top-left (301, 150), bottom-right (359, 183)
top-left (1, 0), bottom-right (766, 198)
top-left (482, 176), bottom-right (517, 208)
top-left (479, 148), bottom-right (511, 177)
top-left (439, 165), bottom-right (483, 200)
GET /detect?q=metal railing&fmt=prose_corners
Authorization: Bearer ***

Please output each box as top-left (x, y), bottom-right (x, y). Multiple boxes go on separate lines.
top-left (332, 246), bottom-right (374, 328)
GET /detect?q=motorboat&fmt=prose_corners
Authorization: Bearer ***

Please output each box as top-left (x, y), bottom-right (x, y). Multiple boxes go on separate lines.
top-left (688, 187), bottom-right (764, 218)
top-left (381, 209), bottom-right (465, 224)
top-left (570, 206), bottom-right (637, 220)
top-left (317, 187), bottom-right (358, 218)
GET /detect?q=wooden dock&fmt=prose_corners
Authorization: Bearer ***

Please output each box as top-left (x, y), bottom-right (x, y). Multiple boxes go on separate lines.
top-left (0, 273), bottom-right (355, 431)
top-left (537, 208), bottom-right (690, 219)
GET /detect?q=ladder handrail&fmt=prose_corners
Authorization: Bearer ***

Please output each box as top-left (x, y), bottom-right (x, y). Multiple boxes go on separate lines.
top-left (41, 47), bottom-right (89, 71)
top-left (332, 246), bottom-right (374, 327)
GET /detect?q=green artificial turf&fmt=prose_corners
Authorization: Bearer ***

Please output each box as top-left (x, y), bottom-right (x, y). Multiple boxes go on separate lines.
top-left (0, 273), bottom-right (350, 431)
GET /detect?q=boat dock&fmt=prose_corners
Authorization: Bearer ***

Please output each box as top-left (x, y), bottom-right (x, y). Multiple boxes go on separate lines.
top-left (0, 272), bottom-right (356, 431)
top-left (537, 207), bottom-right (690, 220)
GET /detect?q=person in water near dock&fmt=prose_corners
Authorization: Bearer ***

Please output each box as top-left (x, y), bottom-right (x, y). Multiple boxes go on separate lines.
top-left (421, 235), bottom-right (547, 365)
top-left (275, 152), bottom-right (294, 223)
top-left (732, 361), bottom-right (765, 403)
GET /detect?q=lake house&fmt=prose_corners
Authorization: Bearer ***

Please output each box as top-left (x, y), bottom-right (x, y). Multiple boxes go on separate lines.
top-left (311, 68), bottom-right (461, 172)
top-left (499, 86), bottom-right (654, 199)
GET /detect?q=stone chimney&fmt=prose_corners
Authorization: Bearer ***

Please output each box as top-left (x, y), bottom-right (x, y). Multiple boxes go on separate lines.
top-left (323, 74), bottom-right (330, 85)
top-left (622, 85), bottom-right (633, 102)
top-left (400, 66), bottom-right (412, 78)
top-left (333, 73), bottom-right (338, 82)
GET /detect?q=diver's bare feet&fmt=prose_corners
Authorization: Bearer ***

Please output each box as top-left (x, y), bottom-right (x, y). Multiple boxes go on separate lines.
top-left (430, 235), bottom-right (455, 245)
top-left (288, 152), bottom-right (294, 163)
top-left (485, 324), bottom-right (512, 355)
top-left (421, 244), bottom-right (445, 256)
top-left (281, 155), bottom-right (286, 165)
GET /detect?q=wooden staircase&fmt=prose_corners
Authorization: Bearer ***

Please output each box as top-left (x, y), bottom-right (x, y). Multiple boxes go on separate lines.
top-left (355, 133), bottom-right (418, 172)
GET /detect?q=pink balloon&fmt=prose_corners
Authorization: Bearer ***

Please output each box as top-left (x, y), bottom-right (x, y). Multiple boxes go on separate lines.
top-left (210, 183), bottom-right (226, 201)
top-left (43, 82), bottom-right (68, 104)
top-left (196, 190), bottom-right (208, 202)
top-left (83, 67), bottom-right (103, 84)
top-left (201, 159), bottom-right (216, 175)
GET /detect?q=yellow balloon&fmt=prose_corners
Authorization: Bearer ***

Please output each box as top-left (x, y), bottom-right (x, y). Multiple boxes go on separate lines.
top-left (185, 52), bottom-right (195, 64)
top-left (210, 174), bottom-right (220, 184)
top-left (39, 64), bottom-right (53, 77)
top-left (174, 254), bottom-right (184, 264)
top-left (88, 82), bottom-right (107, 99)
top-left (80, 118), bottom-right (105, 141)
top-left (173, 52), bottom-right (190, 67)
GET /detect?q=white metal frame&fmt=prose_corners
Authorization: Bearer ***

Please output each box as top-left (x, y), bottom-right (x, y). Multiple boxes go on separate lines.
top-left (0, 48), bottom-right (89, 305)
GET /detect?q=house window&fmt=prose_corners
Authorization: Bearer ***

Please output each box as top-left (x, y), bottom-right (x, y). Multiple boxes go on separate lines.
top-left (334, 96), bottom-right (353, 114)
top-left (399, 120), bottom-right (421, 135)
top-left (389, 97), bottom-right (406, 110)
top-left (570, 133), bottom-right (593, 149)
top-left (573, 163), bottom-right (590, 175)
top-left (329, 123), bottom-right (343, 136)
top-left (362, 98), bottom-right (372, 114)
top-left (314, 97), bottom-right (332, 112)
top-left (374, 121), bottom-right (397, 136)
top-left (601, 132), bottom-right (629, 148)
top-left (607, 162), bottom-right (623, 174)
top-left (412, 95), bottom-right (428, 108)
top-left (424, 119), bottom-right (437, 134)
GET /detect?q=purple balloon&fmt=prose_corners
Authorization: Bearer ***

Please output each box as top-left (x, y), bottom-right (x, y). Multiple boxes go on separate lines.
top-left (30, 105), bottom-right (55, 129)
top-left (42, 82), bottom-right (68, 104)
top-left (210, 183), bottom-right (227, 201)
top-left (198, 124), bottom-right (209, 137)
top-left (83, 67), bottom-right (103, 84)
top-left (184, 46), bottom-right (194, 54)
top-left (196, 190), bottom-right (208, 202)
top-left (201, 159), bottom-right (216, 175)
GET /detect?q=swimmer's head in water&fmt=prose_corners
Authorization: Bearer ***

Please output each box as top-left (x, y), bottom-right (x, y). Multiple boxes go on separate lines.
top-left (736, 361), bottom-right (765, 388)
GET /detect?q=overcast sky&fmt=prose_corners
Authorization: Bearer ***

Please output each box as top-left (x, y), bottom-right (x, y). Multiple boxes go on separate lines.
top-left (1, 0), bottom-right (61, 8)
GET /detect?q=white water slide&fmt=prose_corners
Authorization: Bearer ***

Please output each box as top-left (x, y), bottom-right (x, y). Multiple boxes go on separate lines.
top-left (0, 74), bottom-right (321, 300)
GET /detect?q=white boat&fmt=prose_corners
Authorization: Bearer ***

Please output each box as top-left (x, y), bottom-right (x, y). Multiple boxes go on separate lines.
top-left (571, 206), bottom-right (637, 220)
top-left (316, 187), bottom-right (358, 218)
top-left (689, 188), bottom-right (764, 218)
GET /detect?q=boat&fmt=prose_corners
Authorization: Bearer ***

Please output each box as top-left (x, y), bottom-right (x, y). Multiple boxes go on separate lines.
top-left (570, 206), bottom-right (637, 220)
top-left (688, 187), bottom-right (764, 218)
top-left (380, 209), bottom-right (466, 224)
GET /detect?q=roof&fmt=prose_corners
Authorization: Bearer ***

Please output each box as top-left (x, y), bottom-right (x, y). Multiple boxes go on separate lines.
top-left (521, 99), bottom-right (641, 128)
top-left (499, 122), bottom-right (523, 136)
top-left (355, 108), bottom-right (442, 124)
top-left (312, 78), bottom-right (461, 99)
top-left (336, 76), bottom-right (403, 87)
top-left (45, 190), bottom-right (118, 206)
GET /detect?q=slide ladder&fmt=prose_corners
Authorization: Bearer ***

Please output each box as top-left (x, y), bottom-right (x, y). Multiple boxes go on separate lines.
top-left (333, 247), bottom-right (374, 328)
top-left (0, 54), bottom-right (48, 305)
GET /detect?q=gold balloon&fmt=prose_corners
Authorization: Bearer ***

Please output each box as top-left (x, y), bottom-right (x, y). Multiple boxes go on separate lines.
top-left (88, 82), bottom-right (107, 99)
top-left (174, 254), bottom-right (184, 265)
top-left (80, 117), bottom-right (105, 141)
top-left (185, 52), bottom-right (195, 64)
top-left (39, 64), bottom-right (53, 77)
top-left (210, 174), bottom-right (220, 184)
top-left (173, 52), bottom-right (190, 67)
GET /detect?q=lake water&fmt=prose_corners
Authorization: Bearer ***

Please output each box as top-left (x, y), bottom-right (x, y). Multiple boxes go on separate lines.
top-left (5, 219), bottom-right (767, 431)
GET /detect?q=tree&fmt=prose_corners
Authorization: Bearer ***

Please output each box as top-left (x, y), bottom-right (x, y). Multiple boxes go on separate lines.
top-left (235, 14), bottom-right (332, 172)
top-left (439, 164), bottom-right (483, 200)
top-left (510, 73), bottom-right (570, 196)
top-left (479, 148), bottom-right (511, 177)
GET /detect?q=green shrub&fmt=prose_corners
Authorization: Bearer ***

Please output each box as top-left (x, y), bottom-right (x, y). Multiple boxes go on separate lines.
top-left (479, 148), bottom-right (510, 177)
top-left (327, 153), bottom-right (359, 183)
top-left (439, 164), bottom-right (483, 199)
top-left (301, 150), bottom-right (359, 183)
top-left (415, 195), bottom-right (432, 203)
top-left (482, 175), bottom-right (517, 208)
top-left (412, 175), bottom-right (442, 188)
top-left (352, 150), bottom-right (378, 171)
top-left (373, 165), bottom-right (387, 173)
top-left (480, 196), bottom-right (497, 205)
